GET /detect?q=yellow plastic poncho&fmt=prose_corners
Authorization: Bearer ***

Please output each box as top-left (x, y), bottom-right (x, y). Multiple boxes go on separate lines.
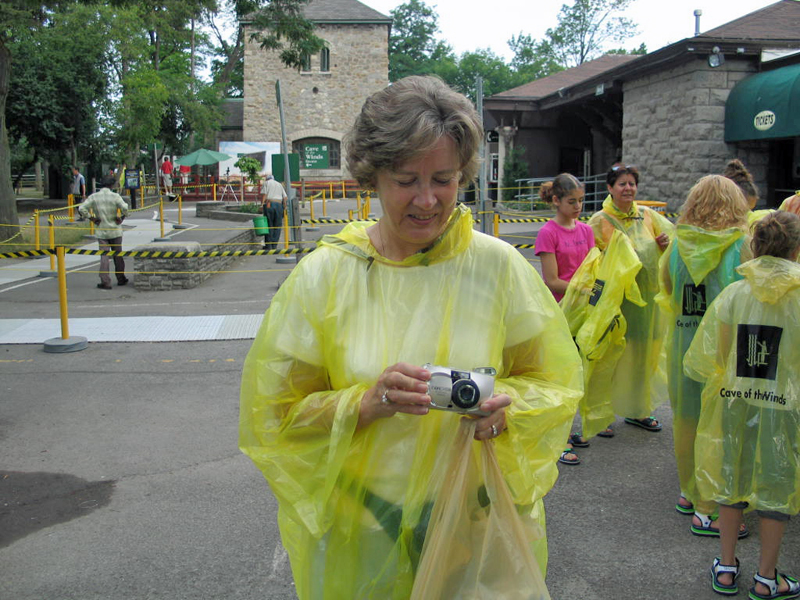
top-left (685, 256), bottom-right (800, 514)
top-left (779, 192), bottom-right (800, 216)
top-left (239, 205), bottom-right (583, 599)
top-left (586, 196), bottom-right (674, 419)
top-left (560, 230), bottom-right (645, 438)
top-left (655, 225), bottom-right (749, 513)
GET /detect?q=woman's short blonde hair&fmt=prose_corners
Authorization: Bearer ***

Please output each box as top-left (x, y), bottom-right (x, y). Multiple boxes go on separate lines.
top-left (345, 75), bottom-right (483, 189)
top-left (678, 175), bottom-right (750, 231)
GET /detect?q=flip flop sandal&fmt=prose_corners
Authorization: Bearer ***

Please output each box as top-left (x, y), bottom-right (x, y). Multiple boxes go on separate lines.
top-left (691, 513), bottom-right (749, 539)
top-left (624, 416), bottom-right (662, 432)
top-left (676, 495), bottom-right (695, 515)
top-left (711, 557), bottom-right (740, 596)
top-left (749, 571), bottom-right (800, 600)
top-left (558, 448), bottom-right (580, 465)
top-left (596, 427), bottom-right (615, 438)
top-left (569, 433), bottom-right (590, 448)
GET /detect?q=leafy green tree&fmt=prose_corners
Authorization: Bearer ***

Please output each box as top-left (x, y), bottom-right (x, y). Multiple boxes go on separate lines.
top-left (1, 0), bottom-right (327, 242)
top-left (388, 0), bottom-right (455, 82)
top-left (508, 33), bottom-right (564, 83)
top-left (441, 49), bottom-right (517, 104)
top-left (543, 0), bottom-right (639, 67)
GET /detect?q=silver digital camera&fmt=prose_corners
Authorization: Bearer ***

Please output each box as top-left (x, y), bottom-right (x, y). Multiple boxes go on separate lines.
top-left (423, 364), bottom-right (497, 416)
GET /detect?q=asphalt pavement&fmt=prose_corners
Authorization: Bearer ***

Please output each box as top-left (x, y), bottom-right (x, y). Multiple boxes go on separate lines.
top-left (1, 199), bottom-right (797, 600)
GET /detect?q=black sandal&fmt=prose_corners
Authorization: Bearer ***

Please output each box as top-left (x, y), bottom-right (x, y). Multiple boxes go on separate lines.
top-left (569, 433), bottom-right (590, 448)
top-left (558, 448), bottom-right (580, 465)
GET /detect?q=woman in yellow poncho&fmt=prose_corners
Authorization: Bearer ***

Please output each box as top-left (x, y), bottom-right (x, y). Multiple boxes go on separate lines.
top-left (656, 175), bottom-right (751, 538)
top-left (239, 76), bottom-right (583, 599)
top-left (684, 212), bottom-right (800, 599)
top-left (586, 164), bottom-right (673, 433)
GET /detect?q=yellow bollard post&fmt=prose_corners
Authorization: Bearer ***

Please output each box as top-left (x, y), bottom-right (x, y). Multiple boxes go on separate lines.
top-left (329, 182), bottom-right (334, 200)
top-left (341, 180), bottom-right (346, 198)
top-left (494, 213), bottom-right (499, 237)
top-left (357, 192), bottom-right (362, 218)
top-left (68, 194), bottom-right (74, 222)
top-left (34, 210), bottom-right (40, 251)
top-left (159, 198), bottom-right (165, 239)
top-left (365, 193), bottom-right (371, 219)
top-left (57, 247), bottom-right (70, 339)
top-left (41, 245), bottom-right (88, 352)
top-left (349, 209), bottom-right (354, 221)
top-left (49, 216), bottom-right (56, 271)
top-left (309, 191), bottom-right (315, 221)
top-left (178, 194), bottom-right (183, 225)
top-left (213, 182), bottom-right (217, 202)
top-left (323, 190), bottom-right (328, 217)
top-left (283, 208), bottom-right (289, 250)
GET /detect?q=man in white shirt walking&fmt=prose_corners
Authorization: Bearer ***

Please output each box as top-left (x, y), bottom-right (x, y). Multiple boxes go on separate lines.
top-left (79, 177), bottom-right (130, 289)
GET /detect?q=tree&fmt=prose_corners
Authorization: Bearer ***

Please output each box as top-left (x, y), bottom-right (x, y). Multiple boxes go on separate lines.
top-left (388, 0), bottom-right (455, 82)
top-left (440, 49), bottom-right (517, 104)
top-left (0, 0), bottom-right (327, 242)
top-left (508, 33), bottom-right (563, 83)
top-left (502, 145), bottom-right (528, 203)
top-left (542, 0), bottom-right (639, 67)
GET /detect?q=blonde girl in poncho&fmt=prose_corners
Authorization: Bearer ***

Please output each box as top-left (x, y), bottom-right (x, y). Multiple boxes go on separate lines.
top-left (685, 212), bottom-right (800, 599)
top-left (657, 175), bottom-right (751, 538)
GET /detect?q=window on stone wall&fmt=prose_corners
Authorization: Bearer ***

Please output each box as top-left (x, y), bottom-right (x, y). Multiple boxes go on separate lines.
top-left (300, 53), bottom-right (311, 72)
top-left (293, 138), bottom-right (341, 169)
top-left (320, 47), bottom-right (330, 72)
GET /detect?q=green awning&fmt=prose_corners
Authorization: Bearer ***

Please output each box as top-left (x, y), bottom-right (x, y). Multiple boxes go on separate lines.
top-left (725, 63), bottom-right (800, 142)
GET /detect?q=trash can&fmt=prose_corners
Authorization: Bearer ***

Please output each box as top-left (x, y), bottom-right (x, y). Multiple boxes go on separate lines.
top-left (253, 216), bottom-right (269, 236)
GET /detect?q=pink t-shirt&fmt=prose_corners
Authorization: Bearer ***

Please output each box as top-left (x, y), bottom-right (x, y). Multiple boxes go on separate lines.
top-left (534, 220), bottom-right (595, 301)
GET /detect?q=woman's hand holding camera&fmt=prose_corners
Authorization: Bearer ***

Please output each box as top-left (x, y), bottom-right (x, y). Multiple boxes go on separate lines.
top-left (470, 394), bottom-right (510, 442)
top-left (358, 362), bottom-right (431, 429)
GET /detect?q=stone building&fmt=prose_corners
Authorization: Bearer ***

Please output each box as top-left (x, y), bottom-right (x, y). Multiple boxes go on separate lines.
top-left (241, 0), bottom-right (391, 180)
top-left (484, 0), bottom-right (800, 210)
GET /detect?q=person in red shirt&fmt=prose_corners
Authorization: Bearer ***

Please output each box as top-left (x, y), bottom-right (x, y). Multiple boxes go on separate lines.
top-left (160, 156), bottom-right (173, 195)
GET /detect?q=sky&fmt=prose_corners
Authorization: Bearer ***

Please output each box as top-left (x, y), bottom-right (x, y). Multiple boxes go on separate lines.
top-left (361, 0), bottom-right (777, 61)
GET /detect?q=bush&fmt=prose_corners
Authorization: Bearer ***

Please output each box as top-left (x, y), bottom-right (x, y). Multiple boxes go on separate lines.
top-left (229, 202), bottom-right (262, 214)
top-left (502, 146), bottom-right (529, 203)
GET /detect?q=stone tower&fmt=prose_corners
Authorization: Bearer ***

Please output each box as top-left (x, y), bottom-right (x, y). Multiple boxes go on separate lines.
top-left (242, 0), bottom-right (391, 179)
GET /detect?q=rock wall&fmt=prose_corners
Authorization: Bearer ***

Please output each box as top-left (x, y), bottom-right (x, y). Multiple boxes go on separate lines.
top-left (622, 58), bottom-right (768, 210)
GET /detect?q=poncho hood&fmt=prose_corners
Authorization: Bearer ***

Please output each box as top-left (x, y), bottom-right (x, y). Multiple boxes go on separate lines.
top-left (602, 195), bottom-right (640, 220)
top-left (676, 225), bottom-right (745, 285)
top-left (317, 203), bottom-right (473, 267)
top-left (736, 255), bottom-right (800, 303)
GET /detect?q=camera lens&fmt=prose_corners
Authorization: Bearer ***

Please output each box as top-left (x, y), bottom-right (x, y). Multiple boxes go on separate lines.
top-left (451, 379), bottom-right (479, 409)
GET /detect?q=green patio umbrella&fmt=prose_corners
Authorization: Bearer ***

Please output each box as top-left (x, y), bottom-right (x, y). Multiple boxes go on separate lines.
top-left (174, 148), bottom-right (232, 166)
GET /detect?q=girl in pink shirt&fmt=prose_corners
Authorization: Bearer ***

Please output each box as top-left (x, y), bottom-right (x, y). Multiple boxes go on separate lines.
top-left (535, 173), bottom-right (596, 465)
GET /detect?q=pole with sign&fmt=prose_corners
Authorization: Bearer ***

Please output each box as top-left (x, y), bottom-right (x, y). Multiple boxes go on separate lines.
top-left (275, 79), bottom-right (300, 251)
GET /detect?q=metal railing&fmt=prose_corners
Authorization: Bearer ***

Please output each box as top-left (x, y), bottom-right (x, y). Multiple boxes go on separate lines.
top-left (511, 173), bottom-right (608, 213)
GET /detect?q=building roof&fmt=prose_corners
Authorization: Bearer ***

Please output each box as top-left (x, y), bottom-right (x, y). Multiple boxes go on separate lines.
top-left (699, 0), bottom-right (800, 42)
top-left (242, 0), bottom-right (391, 26)
top-left (487, 0), bottom-right (800, 107)
top-left (303, 0), bottom-right (391, 23)
top-left (494, 55), bottom-right (639, 100)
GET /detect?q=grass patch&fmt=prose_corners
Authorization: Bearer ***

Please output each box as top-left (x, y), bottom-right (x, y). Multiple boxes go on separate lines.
top-left (1, 215), bottom-right (92, 255)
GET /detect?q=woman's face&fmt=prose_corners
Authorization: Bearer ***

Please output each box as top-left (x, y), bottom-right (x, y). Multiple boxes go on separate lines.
top-left (607, 173), bottom-right (638, 211)
top-left (374, 136), bottom-right (461, 259)
top-left (555, 188), bottom-right (584, 220)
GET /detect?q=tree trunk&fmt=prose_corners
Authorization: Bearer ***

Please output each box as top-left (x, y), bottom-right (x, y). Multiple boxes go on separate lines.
top-left (0, 42), bottom-right (20, 243)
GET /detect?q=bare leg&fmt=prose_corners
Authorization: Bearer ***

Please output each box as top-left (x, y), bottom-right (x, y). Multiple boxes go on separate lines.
top-left (716, 505), bottom-right (743, 586)
top-left (754, 516), bottom-right (789, 596)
